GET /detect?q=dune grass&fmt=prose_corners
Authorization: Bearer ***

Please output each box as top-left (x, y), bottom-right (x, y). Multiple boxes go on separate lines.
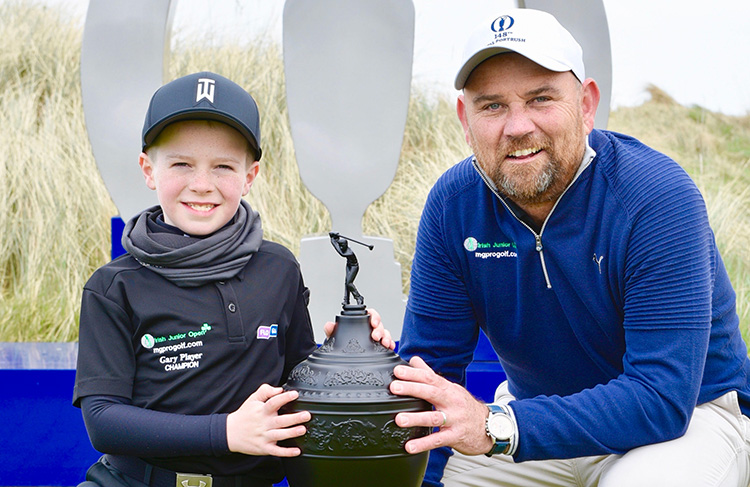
top-left (0, 1), bottom-right (747, 342)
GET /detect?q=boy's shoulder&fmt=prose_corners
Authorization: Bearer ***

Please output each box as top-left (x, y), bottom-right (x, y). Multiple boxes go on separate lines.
top-left (257, 239), bottom-right (297, 262)
top-left (84, 254), bottom-right (147, 294)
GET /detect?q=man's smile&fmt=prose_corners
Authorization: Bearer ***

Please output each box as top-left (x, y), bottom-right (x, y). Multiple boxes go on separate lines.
top-left (507, 147), bottom-right (543, 160)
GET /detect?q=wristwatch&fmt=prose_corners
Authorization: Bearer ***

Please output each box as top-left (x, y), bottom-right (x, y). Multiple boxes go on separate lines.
top-left (485, 404), bottom-right (514, 456)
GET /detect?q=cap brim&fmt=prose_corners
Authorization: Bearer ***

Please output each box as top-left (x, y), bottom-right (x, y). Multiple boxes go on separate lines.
top-left (142, 109), bottom-right (262, 161)
top-left (454, 47), bottom-right (577, 90)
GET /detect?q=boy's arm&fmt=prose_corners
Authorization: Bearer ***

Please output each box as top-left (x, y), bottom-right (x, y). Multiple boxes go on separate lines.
top-left (281, 282), bottom-right (317, 382)
top-left (81, 395), bottom-right (229, 457)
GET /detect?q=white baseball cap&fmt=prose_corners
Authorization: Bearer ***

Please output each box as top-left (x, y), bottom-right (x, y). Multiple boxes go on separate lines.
top-left (454, 8), bottom-right (585, 90)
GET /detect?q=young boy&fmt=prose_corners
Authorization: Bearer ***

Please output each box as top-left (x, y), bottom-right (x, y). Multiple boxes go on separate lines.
top-left (74, 72), bottom-right (391, 487)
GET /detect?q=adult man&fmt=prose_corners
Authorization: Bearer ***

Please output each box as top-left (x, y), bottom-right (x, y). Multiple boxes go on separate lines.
top-left (391, 8), bottom-right (750, 487)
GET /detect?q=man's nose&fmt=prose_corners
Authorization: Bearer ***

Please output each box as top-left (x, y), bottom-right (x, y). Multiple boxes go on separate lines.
top-left (503, 105), bottom-right (535, 138)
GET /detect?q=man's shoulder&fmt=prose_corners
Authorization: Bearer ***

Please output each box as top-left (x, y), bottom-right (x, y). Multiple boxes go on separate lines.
top-left (429, 155), bottom-right (483, 202)
top-left (590, 129), bottom-right (699, 207)
top-left (591, 129), bottom-right (681, 175)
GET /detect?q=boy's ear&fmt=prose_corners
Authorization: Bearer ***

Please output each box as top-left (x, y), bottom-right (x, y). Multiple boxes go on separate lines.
top-left (139, 152), bottom-right (157, 190)
top-left (243, 160), bottom-right (260, 196)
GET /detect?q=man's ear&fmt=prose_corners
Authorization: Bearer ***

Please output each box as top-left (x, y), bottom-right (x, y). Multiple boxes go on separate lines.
top-left (456, 94), bottom-right (473, 146)
top-left (581, 78), bottom-right (601, 134)
top-left (139, 152), bottom-right (157, 190)
top-left (243, 160), bottom-right (260, 196)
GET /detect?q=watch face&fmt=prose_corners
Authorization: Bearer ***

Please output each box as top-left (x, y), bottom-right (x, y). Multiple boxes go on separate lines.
top-left (488, 413), bottom-right (514, 440)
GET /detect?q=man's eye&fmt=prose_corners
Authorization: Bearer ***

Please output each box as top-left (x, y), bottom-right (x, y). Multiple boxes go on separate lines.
top-left (487, 103), bottom-right (501, 110)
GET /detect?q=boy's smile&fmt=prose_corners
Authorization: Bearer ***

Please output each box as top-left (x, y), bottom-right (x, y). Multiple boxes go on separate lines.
top-left (139, 120), bottom-right (259, 236)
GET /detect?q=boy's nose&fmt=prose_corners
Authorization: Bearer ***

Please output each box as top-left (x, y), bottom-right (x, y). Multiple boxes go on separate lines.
top-left (188, 170), bottom-right (213, 193)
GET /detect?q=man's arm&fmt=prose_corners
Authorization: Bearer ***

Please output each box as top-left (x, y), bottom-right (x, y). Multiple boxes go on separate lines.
top-left (393, 149), bottom-right (717, 464)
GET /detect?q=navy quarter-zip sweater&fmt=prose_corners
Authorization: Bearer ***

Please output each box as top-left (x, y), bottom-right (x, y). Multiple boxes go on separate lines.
top-left (399, 129), bottom-right (750, 484)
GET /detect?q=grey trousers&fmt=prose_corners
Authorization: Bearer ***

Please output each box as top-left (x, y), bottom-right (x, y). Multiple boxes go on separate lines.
top-left (443, 386), bottom-right (750, 487)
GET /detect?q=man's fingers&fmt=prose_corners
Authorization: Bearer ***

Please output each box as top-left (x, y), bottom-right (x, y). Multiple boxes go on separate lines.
top-left (394, 410), bottom-right (446, 429)
top-left (393, 357), bottom-right (442, 387)
top-left (408, 355), bottom-right (431, 370)
top-left (390, 377), bottom-right (443, 403)
top-left (403, 430), bottom-right (452, 454)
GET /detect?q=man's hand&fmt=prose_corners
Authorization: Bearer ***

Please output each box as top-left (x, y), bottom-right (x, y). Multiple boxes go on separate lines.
top-left (390, 356), bottom-right (493, 456)
top-left (323, 308), bottom-right (395, 350)
top-left (226, 384), bottom-right (310, 457)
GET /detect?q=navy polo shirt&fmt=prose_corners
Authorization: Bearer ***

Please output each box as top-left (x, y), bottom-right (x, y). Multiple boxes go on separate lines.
top-left (74, 239), bottom-right (316, 475)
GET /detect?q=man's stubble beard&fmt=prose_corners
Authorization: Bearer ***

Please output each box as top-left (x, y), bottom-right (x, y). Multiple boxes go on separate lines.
top-left (472, 131), bottom-right (585, 208)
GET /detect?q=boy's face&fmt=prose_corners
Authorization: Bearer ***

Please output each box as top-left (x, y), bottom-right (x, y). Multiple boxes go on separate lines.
top-left (139, 120), bottom-right (259, 236)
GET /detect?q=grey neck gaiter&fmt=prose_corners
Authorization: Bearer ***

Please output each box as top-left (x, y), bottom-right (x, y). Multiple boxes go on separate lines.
top-left (122, 199), bottom-right (263, 287)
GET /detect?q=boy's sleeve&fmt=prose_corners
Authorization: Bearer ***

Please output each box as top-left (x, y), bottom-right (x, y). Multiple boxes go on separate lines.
top-left (74, 284), bottom-right (138, 406)
top-left (282, 276), bottom-right (316, 383)
top-left (81, 395), bottom-right (228, 457)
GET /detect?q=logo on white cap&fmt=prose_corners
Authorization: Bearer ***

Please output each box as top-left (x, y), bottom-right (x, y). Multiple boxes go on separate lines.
top-left (491, 15), bottom-right (514, 32)
top-left (454, 9), bottom-right (585, 90)
top-left (196, 78), bottom-right (215, 103)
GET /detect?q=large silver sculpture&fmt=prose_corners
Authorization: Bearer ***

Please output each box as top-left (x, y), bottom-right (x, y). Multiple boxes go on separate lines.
top-left (283, 0), bottom-right (415, 342)
top-left (80, 0), bottom-right (175, 222)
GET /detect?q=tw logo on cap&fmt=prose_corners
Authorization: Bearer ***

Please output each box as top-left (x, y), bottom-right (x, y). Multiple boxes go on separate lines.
top-left (196, 78), bottom-right (215, 103)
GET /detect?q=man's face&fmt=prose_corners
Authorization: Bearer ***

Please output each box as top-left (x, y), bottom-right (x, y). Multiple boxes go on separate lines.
top-left (457, 53), bottom-right (598, 208)
top-left (139, 120), bottom-right (259, 236)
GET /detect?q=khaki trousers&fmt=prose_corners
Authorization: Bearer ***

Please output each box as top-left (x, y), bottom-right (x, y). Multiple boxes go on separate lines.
top-left (443, 385), bottom-right (750, 487)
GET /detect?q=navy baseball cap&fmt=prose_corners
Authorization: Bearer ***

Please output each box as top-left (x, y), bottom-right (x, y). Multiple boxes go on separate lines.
top-left (142, 71), bottom-right (262, 161)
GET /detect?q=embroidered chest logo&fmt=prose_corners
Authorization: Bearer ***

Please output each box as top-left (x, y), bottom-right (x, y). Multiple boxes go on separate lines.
top-left (593, 253), bottom-right (604, 274)
top-left (257, 324), bottom-right (279, 340)
top-left (139, 323), bottom-right (212, 372)
top-left (464, 236), bottom-right (517, 260)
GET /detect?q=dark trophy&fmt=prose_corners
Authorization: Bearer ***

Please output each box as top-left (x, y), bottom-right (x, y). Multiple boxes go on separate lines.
top-left (281, 233), bottom-right (431, 487)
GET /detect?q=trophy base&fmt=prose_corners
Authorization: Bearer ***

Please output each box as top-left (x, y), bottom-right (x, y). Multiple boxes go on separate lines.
top-left (341, 303), bottom-right (367, 315)
top-left (283, 452), bottom-right (428, 487)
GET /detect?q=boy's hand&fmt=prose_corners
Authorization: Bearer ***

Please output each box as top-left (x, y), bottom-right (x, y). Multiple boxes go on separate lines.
top-left (323, 308), bottom-right (395, 350)
top-left (226, 384), bottom-right (310, 457)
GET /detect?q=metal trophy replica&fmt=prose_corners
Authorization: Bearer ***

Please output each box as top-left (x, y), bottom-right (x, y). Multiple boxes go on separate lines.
top-left (281, 234), bottom-right (431, 487)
